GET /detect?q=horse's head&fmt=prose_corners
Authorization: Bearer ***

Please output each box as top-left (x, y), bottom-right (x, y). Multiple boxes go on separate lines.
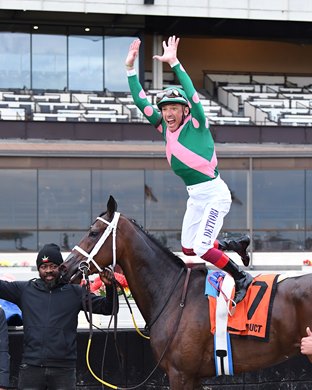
top-left (60, 195), bottom-right (120, 284)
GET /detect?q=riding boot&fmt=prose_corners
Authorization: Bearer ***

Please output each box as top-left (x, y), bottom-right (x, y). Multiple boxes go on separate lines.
top-left (218, 235), bottom-right (251, 266)
top-left (222, 258), bottom-right (253, 304)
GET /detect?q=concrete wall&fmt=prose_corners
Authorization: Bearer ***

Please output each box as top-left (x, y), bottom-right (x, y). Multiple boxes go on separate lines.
top-left (1, 0), bottom-right (312, 22)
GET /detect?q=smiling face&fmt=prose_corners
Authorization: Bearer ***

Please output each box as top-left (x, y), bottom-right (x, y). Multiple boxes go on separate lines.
top-left (161, 103), bottom-right (190, 133)
top-left (39, 262), bottom-right (61, 289)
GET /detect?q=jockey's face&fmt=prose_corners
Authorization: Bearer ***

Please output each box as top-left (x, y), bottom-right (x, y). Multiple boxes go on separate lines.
top-left (161, 104), bottom-right (190, 133)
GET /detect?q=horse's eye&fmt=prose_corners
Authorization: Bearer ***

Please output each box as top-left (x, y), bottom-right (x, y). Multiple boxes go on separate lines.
top-left (89, 230), bottom-right (98, 238)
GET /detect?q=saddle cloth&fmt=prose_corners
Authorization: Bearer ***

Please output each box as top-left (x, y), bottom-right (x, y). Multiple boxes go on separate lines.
top-left (207, 273), bottom-right (278, 341)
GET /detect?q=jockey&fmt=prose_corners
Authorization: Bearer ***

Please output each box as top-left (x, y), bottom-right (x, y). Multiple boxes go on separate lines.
top-left (125, 35), bottom-right (253, 303)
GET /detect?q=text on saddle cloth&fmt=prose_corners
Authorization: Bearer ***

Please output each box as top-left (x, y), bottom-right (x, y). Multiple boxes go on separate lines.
top-left (206, 272), bottom-right (279, 341)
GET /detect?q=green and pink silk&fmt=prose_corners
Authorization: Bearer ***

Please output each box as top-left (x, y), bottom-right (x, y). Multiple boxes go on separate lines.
top-left (127, 62), bottom-right (219, 186)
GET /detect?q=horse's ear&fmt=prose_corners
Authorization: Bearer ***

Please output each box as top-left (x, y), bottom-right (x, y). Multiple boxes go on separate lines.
top-left (107, 195), bottom-right (117, 218)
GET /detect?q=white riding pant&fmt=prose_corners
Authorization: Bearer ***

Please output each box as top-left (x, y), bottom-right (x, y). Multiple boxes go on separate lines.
top-left (181, 175), bottom-right (232, 257)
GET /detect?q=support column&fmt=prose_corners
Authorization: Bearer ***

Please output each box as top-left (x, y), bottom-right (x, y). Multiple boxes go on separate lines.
top-left (152, 34), bottom-right (163, 90)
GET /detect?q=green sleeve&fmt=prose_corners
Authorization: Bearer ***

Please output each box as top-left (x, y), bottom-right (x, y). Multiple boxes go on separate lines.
top-left (128, 72), bottom-right (162, 128)
top-left (172, 62), bottom-right (206, 127)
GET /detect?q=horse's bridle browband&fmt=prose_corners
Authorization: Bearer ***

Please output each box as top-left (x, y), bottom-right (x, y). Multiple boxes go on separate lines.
top-left (73, 212), bottom-right (120, 273)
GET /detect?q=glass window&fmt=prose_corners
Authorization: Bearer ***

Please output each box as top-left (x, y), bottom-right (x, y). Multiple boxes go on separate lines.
top-left (0, 170), bottom-right (37, 229)
top-left (0, 166), bottom-right (311, 253)
top-left (68, 35), bottom-right (103, 91)
top-left (39, 231), bottom-right (85, 253)
top-left (253, 170), bottom-right (305, 229)
top-left (307, 170), bottom-right (312, 230)
top-left (32, 34), bottom-right (67, 90)
top-left (145, 170), bottom-right (186, 252)
top-left (92, 170), bottom-right (144, 225)
top-left (38, 170), bottom-right (91, 229)
top-left (0, 32), bottom-right (30, 89)
top-left (145, 170), bottom-right (187, 230)
top-left (220, 170), bottom-right (248, 231)
top-left (252, 170), bottom-right (305, 251)
top-left (148, 230), bottom-right (182, 252)
top-left (253, 231), bottom-right (305, 251)
top-left (0, 231), bottom-right (37, 252)
top-left (306, 170), bottom-right (312, 250)
top-left (0, 169), bottom-right (37, 251)
top-left (104, 36), bottom-right (139, 92)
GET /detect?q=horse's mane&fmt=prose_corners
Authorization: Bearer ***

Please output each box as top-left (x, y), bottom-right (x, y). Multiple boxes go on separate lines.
top-left (129, 218), bottom-right (187, 269)
top-left (97, 210), bottom-right (186, 269)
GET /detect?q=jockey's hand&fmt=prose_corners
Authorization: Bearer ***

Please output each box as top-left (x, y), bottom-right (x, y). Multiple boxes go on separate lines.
top-left (99, 269), bottom-right (114, 286)
top-left (153, 35), bottom-right (180, 67)
top-left (125, 38), bottom-right (141, 70)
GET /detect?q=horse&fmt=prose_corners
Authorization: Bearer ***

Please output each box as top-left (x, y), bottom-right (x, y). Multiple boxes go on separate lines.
top-left (60, 195), bottom-right (312, 390)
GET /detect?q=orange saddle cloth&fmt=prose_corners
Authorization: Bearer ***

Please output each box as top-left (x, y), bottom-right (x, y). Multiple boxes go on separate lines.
top-left (208, 273), bottom-right (279, 341)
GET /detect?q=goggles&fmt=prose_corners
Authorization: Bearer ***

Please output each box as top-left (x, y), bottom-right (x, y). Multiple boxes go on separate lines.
top-left (155, 89), bottom-right (187, 105)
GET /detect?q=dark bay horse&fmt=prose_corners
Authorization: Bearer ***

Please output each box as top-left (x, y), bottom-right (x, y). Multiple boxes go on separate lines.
top-left (61, 196), bottom-right (312, 390)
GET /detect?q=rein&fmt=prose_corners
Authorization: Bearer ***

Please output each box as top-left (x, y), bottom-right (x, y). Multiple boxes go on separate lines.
top-left (146, 267), bottom-right (185, 330)
top-left (80, 268), bottom-right (122, 390)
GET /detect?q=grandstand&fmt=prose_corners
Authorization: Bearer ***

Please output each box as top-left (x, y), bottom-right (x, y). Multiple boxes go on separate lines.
top-left (3, 75), bottom-right (312, 126)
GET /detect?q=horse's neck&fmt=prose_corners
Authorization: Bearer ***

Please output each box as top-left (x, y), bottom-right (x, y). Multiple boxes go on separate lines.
top-left (120, 244), bottom-right (182, 324)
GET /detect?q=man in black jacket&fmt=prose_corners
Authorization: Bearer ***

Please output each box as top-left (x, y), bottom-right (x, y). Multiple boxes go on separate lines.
top-left (0, 307), bottom-right (9, 390)
top-left (0, 243), bottom-right (115, 390)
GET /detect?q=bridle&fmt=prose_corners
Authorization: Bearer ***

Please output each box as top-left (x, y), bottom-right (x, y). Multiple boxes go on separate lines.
top-left (73, 212), bottom-right (120, 274)
top-left (72, 211), bottom-right (122, 390)
top-left (72, 211), bottom-right (189, 330)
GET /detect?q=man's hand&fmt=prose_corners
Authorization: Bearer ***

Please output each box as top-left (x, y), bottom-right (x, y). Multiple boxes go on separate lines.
top-left (301, 326), bottom-right (312, 355)
top-left (99, 269), bottom-right (114, 286)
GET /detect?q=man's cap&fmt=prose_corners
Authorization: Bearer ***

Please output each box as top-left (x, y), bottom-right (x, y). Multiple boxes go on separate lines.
top-left (36, 243), bottom-right (63, 270)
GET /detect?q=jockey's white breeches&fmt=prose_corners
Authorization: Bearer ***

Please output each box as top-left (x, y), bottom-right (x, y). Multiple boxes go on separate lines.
top-left (181, 175), bottom-right (232, 257)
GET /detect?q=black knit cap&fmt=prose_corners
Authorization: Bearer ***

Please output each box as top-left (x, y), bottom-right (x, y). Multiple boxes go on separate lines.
top-left (36, 243), bottom-right (63, 270)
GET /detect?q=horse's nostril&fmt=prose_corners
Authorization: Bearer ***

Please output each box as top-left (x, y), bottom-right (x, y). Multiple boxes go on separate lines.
top-left (59, 264), bottom-right (67, 274)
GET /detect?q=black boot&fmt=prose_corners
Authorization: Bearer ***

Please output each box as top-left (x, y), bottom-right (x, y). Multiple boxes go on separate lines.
top-left (223, 259), bottom-right (253, 304)
top-left (218, 235), bottom-right (250, 266)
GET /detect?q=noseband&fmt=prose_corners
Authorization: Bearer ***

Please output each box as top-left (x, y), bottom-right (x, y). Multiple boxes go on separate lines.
top-left (73, 212), bottom-right (120, 273)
